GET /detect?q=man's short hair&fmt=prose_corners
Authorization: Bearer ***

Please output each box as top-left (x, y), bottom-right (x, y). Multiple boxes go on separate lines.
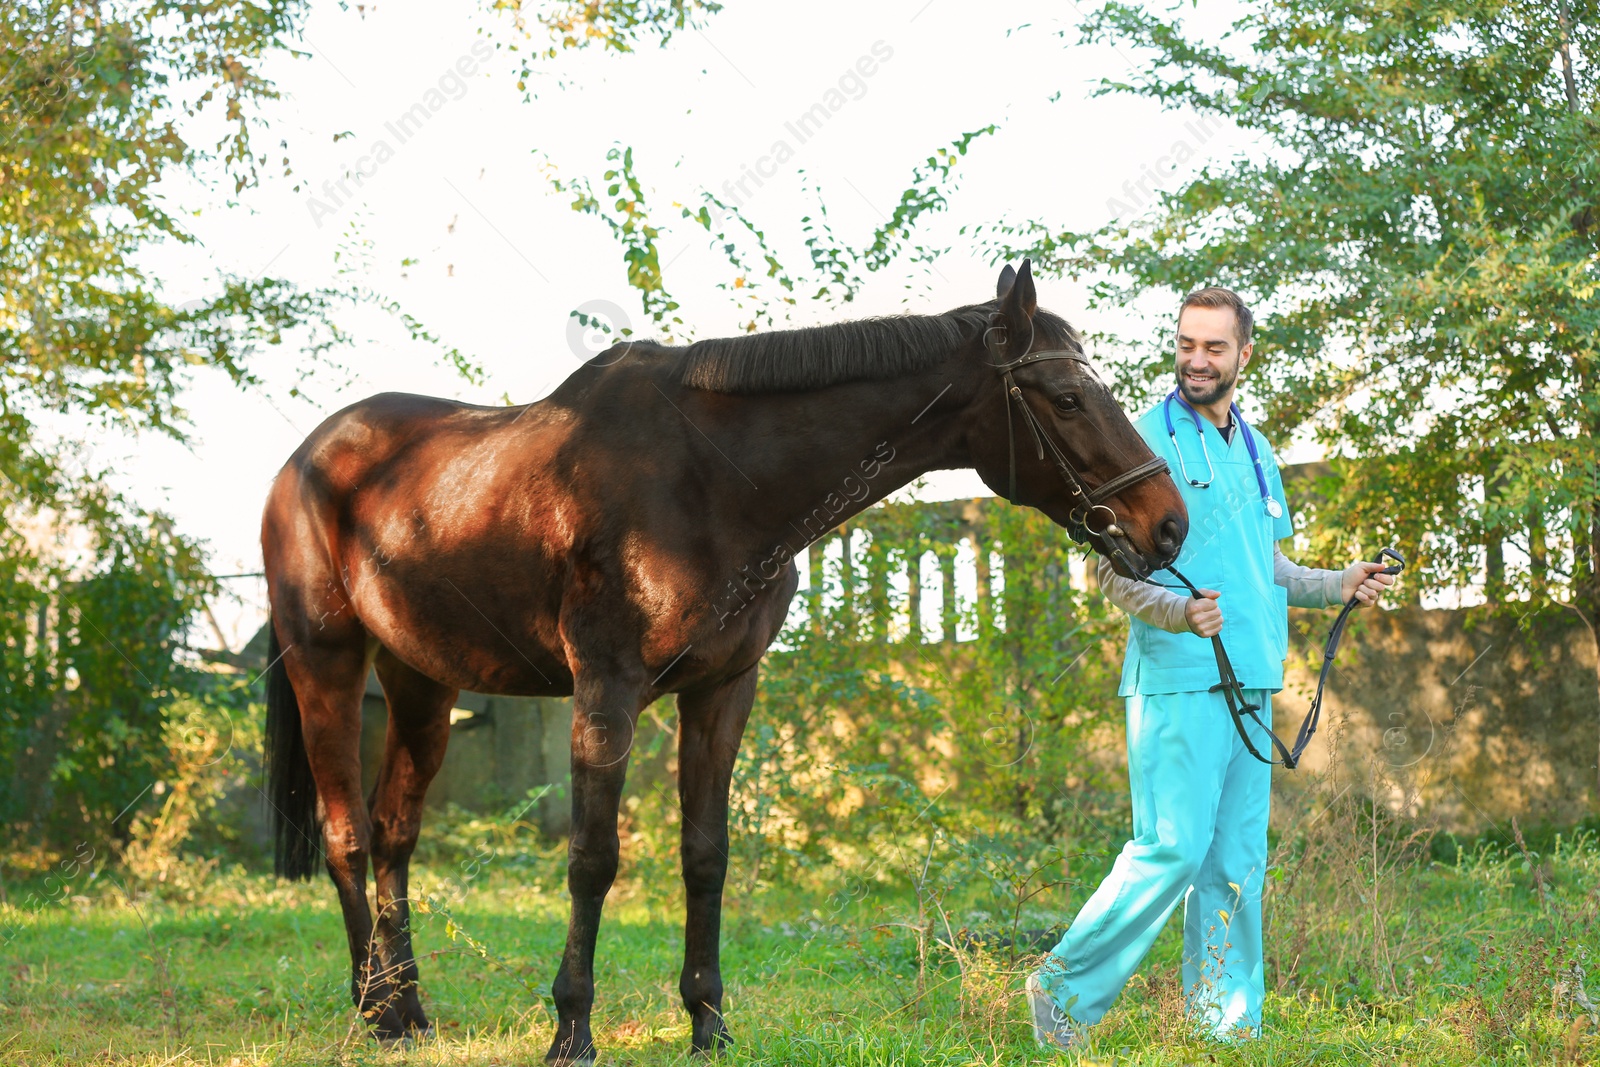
top-left (1179, 286), bottom-right (1253, 348)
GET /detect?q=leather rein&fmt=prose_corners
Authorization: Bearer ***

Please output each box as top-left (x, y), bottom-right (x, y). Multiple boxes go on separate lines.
top-left (1155, 549), bottom-right (1406, 768)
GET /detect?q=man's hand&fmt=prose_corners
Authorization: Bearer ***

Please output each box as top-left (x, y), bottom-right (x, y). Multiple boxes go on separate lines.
top-left (1342, 560), bottom-right (1397, 606)
top-left (1185, 589), bottom-right (1223, 637)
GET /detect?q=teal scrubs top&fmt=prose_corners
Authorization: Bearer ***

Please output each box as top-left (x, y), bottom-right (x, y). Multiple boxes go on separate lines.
top-left (1118, 398), bottom-right (1295, 697)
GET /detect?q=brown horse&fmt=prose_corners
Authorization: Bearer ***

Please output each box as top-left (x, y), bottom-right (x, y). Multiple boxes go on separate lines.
top-left (260, 260), bottom-right (1186, 1063)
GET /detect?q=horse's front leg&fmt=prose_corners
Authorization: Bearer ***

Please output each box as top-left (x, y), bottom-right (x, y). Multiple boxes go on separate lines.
top-left (675, 664), bottom-right (759, 1055)
top-left (546, 669), bottom-right (646, 1066)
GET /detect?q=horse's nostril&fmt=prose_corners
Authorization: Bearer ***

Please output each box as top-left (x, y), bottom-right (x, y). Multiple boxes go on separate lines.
top-left (1156, 516), bottom-right (1184, 557)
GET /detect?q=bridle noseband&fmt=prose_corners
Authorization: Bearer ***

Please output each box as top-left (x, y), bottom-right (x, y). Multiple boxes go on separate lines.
top-left (990, 330), bottom-right (1171, 546)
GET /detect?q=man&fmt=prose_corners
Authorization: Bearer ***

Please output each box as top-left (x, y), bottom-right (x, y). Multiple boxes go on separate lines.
top-left (1027, 287), bottom-right (1396, 1046)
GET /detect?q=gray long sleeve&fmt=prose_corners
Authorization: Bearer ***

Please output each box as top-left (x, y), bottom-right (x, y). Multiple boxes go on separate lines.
top-left (1273, 547), bottom-right (1345, 608)
top-left (1095, 556), bottom-right (1189, 633)
top-left (1095, 549), bottom-right (1345, 634)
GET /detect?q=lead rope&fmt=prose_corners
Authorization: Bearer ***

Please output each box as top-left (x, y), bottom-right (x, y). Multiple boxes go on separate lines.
top-left (1159, 547), bottom-right (1405, 769)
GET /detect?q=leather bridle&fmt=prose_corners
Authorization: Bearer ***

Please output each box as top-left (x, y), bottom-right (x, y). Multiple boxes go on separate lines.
top-left (988, 327), bottom-right (1171, 546)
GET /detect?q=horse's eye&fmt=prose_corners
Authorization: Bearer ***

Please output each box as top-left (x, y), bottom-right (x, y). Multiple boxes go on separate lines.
top-left (1054, 393), bottom-right (1081, 414)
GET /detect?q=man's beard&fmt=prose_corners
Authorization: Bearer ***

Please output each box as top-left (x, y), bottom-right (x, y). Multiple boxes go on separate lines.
top-left (1176, 357), bottom-right (1239, 407)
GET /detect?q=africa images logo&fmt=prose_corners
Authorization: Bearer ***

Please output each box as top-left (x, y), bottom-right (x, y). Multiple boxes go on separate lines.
top-left (712, 40), bottom-right (895, 216)
top-left (304, 40), bottom-right (495, 228)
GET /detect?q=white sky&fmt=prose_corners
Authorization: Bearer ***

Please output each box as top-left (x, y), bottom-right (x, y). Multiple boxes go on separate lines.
top-left (104, 0), bottom-right (1274, 650)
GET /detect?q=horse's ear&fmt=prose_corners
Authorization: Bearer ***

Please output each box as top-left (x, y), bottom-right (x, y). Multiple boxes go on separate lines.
top-left (996, 263), bottom-right (1017, 301)
top-left (1012, 258), bottom-right (1038, 316)
top-left (994, 258), bottom-right (1038, 356)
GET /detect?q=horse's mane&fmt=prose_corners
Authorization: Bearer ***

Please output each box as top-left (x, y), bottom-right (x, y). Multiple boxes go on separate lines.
top-left (676, 302), bottom-right (1081, 394)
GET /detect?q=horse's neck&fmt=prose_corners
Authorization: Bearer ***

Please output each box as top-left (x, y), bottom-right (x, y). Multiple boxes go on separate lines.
top-left (722, 357), bottom-right (983, 543)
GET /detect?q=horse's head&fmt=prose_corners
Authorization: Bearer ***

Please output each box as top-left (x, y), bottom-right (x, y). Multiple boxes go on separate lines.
top-left (966, 260), bottom-right (1187, 579)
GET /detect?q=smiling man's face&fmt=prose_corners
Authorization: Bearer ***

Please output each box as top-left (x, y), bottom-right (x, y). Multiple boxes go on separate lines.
top-left (1175, 304), bottom-right (1252, 413)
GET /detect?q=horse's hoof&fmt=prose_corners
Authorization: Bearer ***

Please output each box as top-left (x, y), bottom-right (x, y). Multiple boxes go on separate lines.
top-left (690, 1023), bottom-right (734, 1057)
top-left (366, 1003), bottom-right (411, 1046)
top-left (545, 1035), bottom-right (597, 1065)
top-left (376, 1024), bottom-right (434, 1050)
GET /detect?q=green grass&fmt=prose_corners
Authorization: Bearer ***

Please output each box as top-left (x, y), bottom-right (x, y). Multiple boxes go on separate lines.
top-left (1, 837), bottom-right (1596, 1066)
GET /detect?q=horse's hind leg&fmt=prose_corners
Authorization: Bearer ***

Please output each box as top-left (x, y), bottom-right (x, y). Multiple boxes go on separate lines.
top-left (369, 647), bottom-right (457, 1036)
top-left (279, 621), bottom-right (412, 1040)
top-left (675, 666), bottom-right (758, 1055)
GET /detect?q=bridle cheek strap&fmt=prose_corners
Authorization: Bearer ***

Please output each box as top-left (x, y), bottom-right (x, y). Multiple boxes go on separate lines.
top-left (1004, 368), bottom-right (1020, 505)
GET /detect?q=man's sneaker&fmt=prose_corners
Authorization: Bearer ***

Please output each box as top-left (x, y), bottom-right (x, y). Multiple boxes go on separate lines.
top-left (1025, 971), bottom-right (1078, 1052)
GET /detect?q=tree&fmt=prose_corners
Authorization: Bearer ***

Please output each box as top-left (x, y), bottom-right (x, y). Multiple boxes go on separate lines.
top-left (485, 0), bottom-right (723, 93)
top-left (0, 0), bottom-right (345, 851)
top-left (0, 0), bottom-right (728, 853)
top-left (981, 0), bottom-right (1600, 791)
top-left (546, 128), bottom-right (997, 343)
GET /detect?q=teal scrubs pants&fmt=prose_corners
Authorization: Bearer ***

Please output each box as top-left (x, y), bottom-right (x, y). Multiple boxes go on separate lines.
top-left (1037, 687), bottom-right (1272, 1038)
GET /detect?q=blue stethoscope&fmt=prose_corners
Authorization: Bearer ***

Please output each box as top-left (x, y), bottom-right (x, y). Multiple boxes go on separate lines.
top-left (1162, 390), bottom-right (1283, 519)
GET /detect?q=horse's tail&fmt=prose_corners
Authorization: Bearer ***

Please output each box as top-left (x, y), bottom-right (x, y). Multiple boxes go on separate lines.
top-left (264, 620), bottom-right (321, 880)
